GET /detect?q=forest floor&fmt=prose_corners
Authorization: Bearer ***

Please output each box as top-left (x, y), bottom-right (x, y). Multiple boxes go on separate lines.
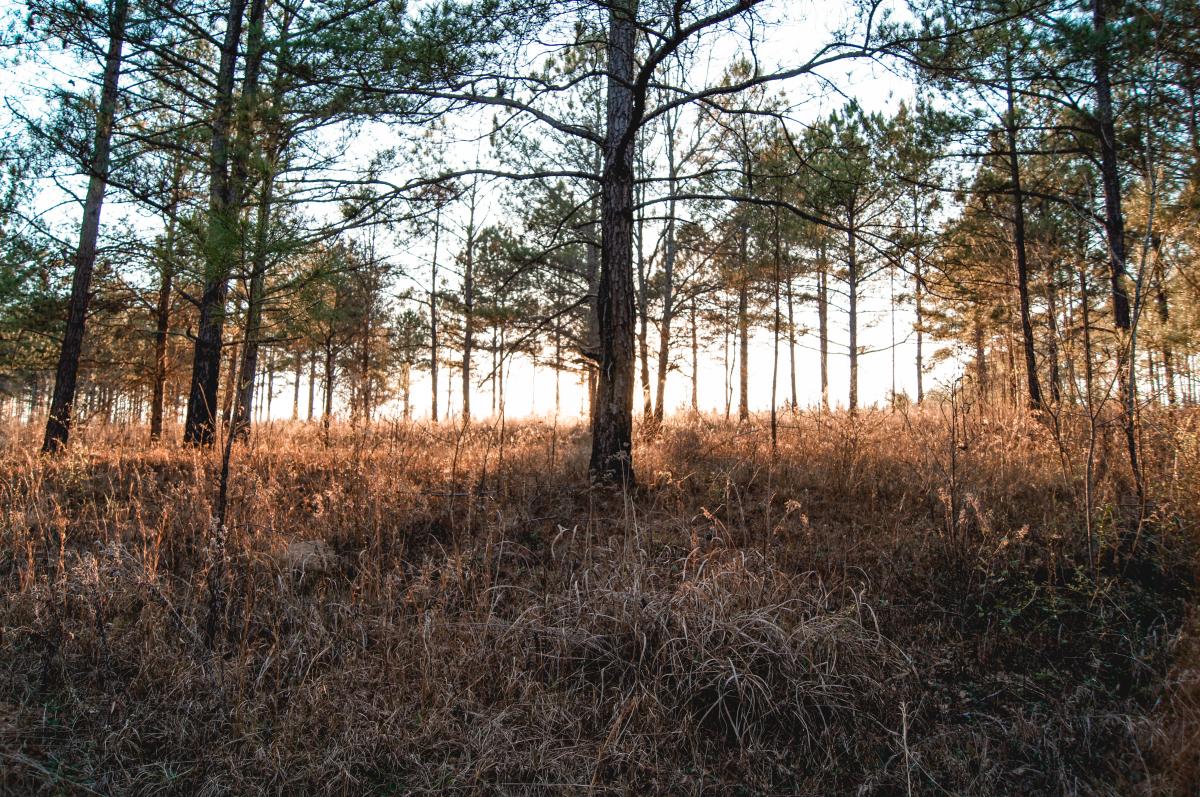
top-left (1, 406), bottom-right (1199, 795)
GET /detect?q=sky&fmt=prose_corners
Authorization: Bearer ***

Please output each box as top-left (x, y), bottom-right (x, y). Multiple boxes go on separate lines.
top-left (6, 0), bottom-right (971, 423)
top-left (342, 0), bottom-right (965, 422)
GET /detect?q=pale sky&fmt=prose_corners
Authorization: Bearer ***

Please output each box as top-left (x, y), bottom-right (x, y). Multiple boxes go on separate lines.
top-left (6, 0), bottom-right (970, 422)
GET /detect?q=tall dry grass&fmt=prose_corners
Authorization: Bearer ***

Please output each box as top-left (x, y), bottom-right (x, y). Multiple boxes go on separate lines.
top-left (1, 404), bottom-right (1198, 795)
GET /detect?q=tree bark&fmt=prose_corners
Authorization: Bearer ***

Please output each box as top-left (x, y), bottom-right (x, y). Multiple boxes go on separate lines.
top-left (183, 0), bottom-right (251, 446)
top-left (1003, 49), bottom-right (1043, 411)
top-left (292, 349), bottom-right (301, 420)
top-left (770, 211), bottom-right (781, 450)
top-left (150, 155), bottom-right (183, 442)
top-left (232, 170), bottom-right (275, 440)
top-left (307, 350), bottom-right (316, 421)
top-left (42, 0), bottom-right (130, 453)
top-left (1079, 264), bottom-right (1094, 405)
top-left (848, 208), bottom-right (859, 412)
top-left (323, 339), bottom-right (335, 431)
top-left (690, 300), bottom-right (699, 412)
top-left (786, 275), bottom-right (797, 410)
top-left (461, 195), bottom-right (476, 425)
top-left (1092, 0), bottom-right (1140, 501)
top-left (652, 115), bottom-right (678, 429)
top-left (818, 254), bottom-right (829, 412)
top-left (914, 236), bottom-right (924, 404)
top-left (1154, 245), bottom-right (1176, 406)
top-left (429, 204), bottom-right (441, 423)
top-left (737, 276), bottom-right (749, 422)
top-left (1045, 269), bottom-right (1062, 404)
top-left (636, 177), bottom-right (652, 423)
top-left (974, 317), bottom-right (988, 396)
top-left (589, 0), bottom-right (638, 484)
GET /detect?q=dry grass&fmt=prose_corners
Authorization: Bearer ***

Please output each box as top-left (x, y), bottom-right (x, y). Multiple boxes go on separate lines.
top-left (1, 404), bottom-right (1198, 795)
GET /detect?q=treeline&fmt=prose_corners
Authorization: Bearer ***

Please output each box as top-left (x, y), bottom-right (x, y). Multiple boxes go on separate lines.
top-left (0, 0), bottom-right (1196, 485)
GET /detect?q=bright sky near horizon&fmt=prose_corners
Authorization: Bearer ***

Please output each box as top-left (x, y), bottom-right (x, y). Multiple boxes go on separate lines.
top-left (351, 0), bottom-right (965, 423)
top-left (5, 0), bottom-right (971, 424)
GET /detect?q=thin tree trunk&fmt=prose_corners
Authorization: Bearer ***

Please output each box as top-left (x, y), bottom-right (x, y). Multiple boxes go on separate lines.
top-left (1080, 264), bottom-right (1095, 405)
top-left (975, 317), bottom-right (988, 396)
top-left (183, 0), bottom-right (251, 446)
top-left (636, 177), bottom-right (652, 423)
top-left (723, 302), bottom-right (732, 419)
top-left (770, 211), bottom-right (781, 451)
top-left (42, 0), bottom-right (130, 453)
top-left (786, 274), bottom-right (797, 410)
top-left (1045, 269), bottom-right (1062, 404)
top-left (1004, 45), bottom-right (1043, 411)
top-left (307, 350), bottom-right (316, 421)
top-left (402, 363), bottom-right (411, 420)
top-left (690, 300), bottom-right (699, 412)
top-left (848, 210), bottom-right (859, 412)
top-left (462, 189), bottom-right (476, 425)
top-left (323, 341), bottom-right (335, 431)
top-left (221, 329), bottom-right (240, 425)
top-left (914, 241), bottom-right (924, 404)
top-left (737, 279), bottom-right (749, 421)
top-left (232, 170), bottom-right (275, 440)
top-left (652, 120), bottom-right (678, 428)
top-left (1093, 0), bottom-right (1140, 502)
top-left (429, 204), bottom-right (441, 423)
top-left (292, 349), bottom-right (301, 420)
top-left (150, 156), bottom-right (183, 442)
top-left (266, 348), bottom-right (275, 420)
top-left (818, 246), bottom-right (829, 412)
top-left (1153, 246), bottom-right (1175, 406)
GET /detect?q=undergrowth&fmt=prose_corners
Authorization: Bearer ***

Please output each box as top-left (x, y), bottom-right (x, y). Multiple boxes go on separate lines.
top-left (1, 405), bottom-right (1197, 795)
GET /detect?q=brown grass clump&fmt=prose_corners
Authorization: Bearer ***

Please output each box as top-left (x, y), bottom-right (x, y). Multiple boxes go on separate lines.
top-left (0, 405), bottom-right (1197, 795)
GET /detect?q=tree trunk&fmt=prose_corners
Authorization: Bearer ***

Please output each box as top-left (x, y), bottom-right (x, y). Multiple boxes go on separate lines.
top-left (150, 155), bottom-right (183, 442)
top-left (1045, 269), bottom-right (1062, 404)
top-left (1003, 46), bottom-right (1043, 412)
top-left (786, 275), bottom-right (797, 410)
top-left (42, 0), bottom-right (130, 453)
top-left (221, 333), bottom-right (240, 425)
top-left (1153, 244), bottom-right (1175, 406)
top-left (589, 0), bottom-right (637, 484)
top-left (690, 300), bottom-right (699, 412)
top-left (818, 245), bottom-right (829, 411)
top-left (723, 301), bottom-right (732, 418)
top-left (1092, 0), bottom-right (1132, 333)
top-left (292, 349), bottom-right (301, 420)
top-left (232, 170), bottom-right (275, 440)
top-left (266, 348), bottom-right (275, 420)
top-left (848, 209), bottom-right (859, 412)
top-left (636, 179), bottom-right (652, 423)
top-left (462, 196), bottom-right (475, 425)
top-left (402, 363), bottom-right (412, 420)
top-left (652, 122), bottom-right (678, 428)
top-left (737, 278), bottom-right (749, 422)
top-left (1092, 0), bottom-right (1140, 501)
top-left (770, 210), bottom-right (781, 450)
top-left (183, 0), bottom-right (251, 446)
top-left (974, 317), bottom-right (988, 396)
top-left (491, 326), bottom-right (499, 416)
top-left (914, 236), bottom-right (924, 404)
top-left (1079, 264), bottom-right (1094, 405)
top-left (429, 204), bottom-right (441, 423)
top-left (323, 341), bottom-right (335, 430)
top-left (307, 350), bottom-right (316, 421)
